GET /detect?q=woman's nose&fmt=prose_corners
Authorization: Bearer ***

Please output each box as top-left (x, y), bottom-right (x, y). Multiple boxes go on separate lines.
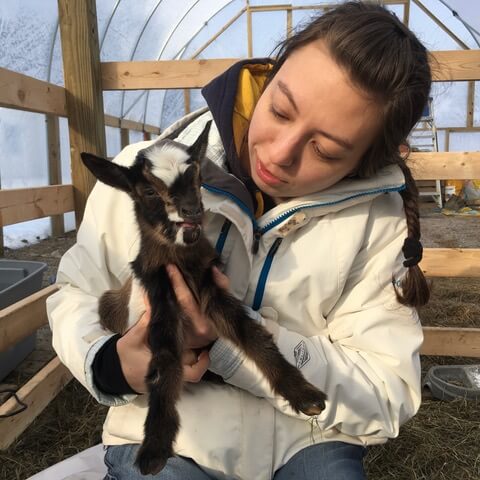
top-left (268, 133), bottom-right (301, 167)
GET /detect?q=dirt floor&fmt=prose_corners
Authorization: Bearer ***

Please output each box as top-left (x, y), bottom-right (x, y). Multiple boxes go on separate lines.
top-left (0, 204), bottom-right (479, 480)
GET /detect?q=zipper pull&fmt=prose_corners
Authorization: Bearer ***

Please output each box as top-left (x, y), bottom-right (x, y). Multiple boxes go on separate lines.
top-left (252, 228), bottom-right (261, 254)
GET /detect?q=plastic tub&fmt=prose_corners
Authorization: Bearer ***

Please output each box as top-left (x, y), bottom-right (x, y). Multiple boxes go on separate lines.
top-left (0, 260), bottom-right (47, 381)
top-left (423, 364), bottom-right (480, 401)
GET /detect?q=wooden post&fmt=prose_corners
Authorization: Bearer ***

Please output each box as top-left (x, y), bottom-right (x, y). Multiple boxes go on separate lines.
top-left (183, 89), bottom-right (191, 115)
top-left (46, 114), bottom-right (64, 236)
top-left (246, 1), bottom-right (253, 57)
top-left (286, 7), bottom-right (292, 38)
top-left (467, 81), bottom-right (475, 127)
top-left (143, 132), bottom-right (152, 141)
top-left (58, 0), bottom-right (107, 228)
top-left (120, 128), bottom-right (130, 149)
top-left (403, 0), bottom-right (410, 26)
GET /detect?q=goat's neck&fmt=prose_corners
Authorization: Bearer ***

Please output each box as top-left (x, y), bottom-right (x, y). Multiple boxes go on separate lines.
top-left (136, 230), bottom-right (213, 273)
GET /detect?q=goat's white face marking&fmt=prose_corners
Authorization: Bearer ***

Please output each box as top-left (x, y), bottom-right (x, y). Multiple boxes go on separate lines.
top-left (146, 143), bottom-right (190, 187)
top-left (175, 227), bottom-right (186, 246)
top-left (168, 211), bottom-right (184, 223)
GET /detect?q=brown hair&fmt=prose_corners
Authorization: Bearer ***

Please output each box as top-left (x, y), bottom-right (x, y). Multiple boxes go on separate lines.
top-left (268, 1), bottom-right (431, 307)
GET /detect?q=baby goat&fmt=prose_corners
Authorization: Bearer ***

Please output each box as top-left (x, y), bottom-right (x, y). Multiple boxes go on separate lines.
top-left (81, 121), bottom-right (326, 475)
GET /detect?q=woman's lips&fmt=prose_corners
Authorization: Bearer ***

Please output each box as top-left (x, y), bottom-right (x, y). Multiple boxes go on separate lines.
top-left (255, 158), bottom-right (285, 186)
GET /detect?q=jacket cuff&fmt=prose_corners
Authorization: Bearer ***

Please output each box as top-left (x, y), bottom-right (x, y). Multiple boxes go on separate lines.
top-left (84, 334), bottom-right (138, 407)
top-left (92, 334), bottom-right (140, 395)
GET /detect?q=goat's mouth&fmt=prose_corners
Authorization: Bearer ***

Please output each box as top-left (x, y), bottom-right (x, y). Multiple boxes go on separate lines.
top-left (177, 221), bottom-right (202, 244)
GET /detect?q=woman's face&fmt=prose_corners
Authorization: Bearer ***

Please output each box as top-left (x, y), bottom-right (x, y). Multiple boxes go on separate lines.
top-left (242, 41), bottom-right (383, 202)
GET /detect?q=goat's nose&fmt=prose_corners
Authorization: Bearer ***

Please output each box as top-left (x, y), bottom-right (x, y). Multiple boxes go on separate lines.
top-left (180, 206), bottom-right (202, 218)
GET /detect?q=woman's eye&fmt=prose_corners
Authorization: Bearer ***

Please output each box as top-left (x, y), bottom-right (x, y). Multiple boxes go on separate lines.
top-left (312, 142), bottom-right (338, 161)
top-left (269, 105), bottom-right (289, 121)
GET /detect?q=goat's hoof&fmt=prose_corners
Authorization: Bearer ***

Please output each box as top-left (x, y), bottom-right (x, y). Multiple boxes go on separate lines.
top-left (290, 388), bottom-right (327, 416)
top-left (135, 444), bottom-right (170, 475)
top-left (299, 397), bottom-right (326, 416)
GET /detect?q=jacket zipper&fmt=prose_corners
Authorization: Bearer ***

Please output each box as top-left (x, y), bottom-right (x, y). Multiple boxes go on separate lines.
top-left (214, 219), bottom-right (232, 255)
top-left (204, 182), bottom-right (405, 240)
top-left (204, 183), bottom-right (405, 308)
top-left (259, 184), bottom-right (406, 235)
top-left (202, 183), bottom-right (261, 253)
top-left (251, 238), bottom-right (283, 311)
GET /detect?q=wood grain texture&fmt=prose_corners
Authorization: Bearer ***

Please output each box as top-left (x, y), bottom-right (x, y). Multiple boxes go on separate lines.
top-left (408, 151), bottom-right (480, 180)
top-left (0, 185), bottom-right (74, 226)
top-left (0, 357), bottom-right (72, 449)
top-left (58, 0), bottom-right (106, 227)
top-left (422, 327), bottom-right (480, 357)
top-left (0, 285), bottom-right (58, 352)
top-left (421, 249), bottom-right (480, 277)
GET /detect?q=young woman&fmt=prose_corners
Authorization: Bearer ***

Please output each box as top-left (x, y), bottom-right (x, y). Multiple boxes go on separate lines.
top-left (47, 2), bottom-right (431, 479)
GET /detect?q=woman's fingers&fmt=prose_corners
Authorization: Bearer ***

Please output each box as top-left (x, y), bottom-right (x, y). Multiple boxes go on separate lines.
top-left (166, 265), bottom-right (197, 317)
top-left (182, 350), bottom-right (210, 383)
top-left (167, 264), bottom-right (217, 347)
top-left (212, 266), bottom-right (230, 290)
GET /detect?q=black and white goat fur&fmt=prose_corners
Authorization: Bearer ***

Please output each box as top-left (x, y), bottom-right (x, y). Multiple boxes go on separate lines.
top-left (81, 121), bottom-right (326, 475)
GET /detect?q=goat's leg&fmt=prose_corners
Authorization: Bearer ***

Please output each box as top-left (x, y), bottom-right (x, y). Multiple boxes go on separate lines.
top-left (205, 285), bottom-right (326, 416)
top-left (135, 286), bottom-right (183, 476)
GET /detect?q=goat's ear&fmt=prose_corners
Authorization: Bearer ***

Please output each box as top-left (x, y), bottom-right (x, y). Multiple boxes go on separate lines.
top-left (80, 152), bottom-right (133, 194)
top-left (187, 120), bottom-right (212, 162)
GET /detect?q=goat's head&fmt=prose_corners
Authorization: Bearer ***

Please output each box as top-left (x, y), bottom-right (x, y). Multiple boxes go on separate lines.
top-left (81, 121), bottom-right (212, 246)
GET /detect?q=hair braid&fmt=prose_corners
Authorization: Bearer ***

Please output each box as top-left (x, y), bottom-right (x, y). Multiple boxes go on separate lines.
top-left (395, 161), bottom-right (431, 307)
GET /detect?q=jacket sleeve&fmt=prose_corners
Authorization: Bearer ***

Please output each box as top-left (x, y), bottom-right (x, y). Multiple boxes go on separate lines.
top-left (209, 194), bottom-right (424, 441)
top-left (46, 142), bottom-right (151, 406)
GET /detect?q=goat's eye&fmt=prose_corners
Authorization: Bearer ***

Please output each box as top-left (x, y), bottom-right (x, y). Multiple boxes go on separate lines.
top-left (144, 188), bottom-right (156, 197)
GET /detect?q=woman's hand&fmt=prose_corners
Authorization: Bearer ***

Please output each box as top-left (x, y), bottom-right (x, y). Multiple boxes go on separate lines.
top-left (116, 303), bottom-right (152, 394)
top-left (166, 264), bottom-right (229, 349)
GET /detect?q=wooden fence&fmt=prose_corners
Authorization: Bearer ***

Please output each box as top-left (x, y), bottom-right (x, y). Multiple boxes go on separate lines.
top-left (0, 0), bottom-right (479, 450)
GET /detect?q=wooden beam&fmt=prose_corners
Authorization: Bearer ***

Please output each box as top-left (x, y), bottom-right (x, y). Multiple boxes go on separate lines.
top-left (101, 59), bottom-right (238, 90)
top-left (421, 248), bottom-right (480, 277)
top-left (104, 114), bottom-right (160, 134)
top-left (190, 8), bottom-right (246, 60)
top-left (46, 114), bottom-right (65, 236)
top-left (58, 0), bottom-right (107, 228)
top-left (0, 356), bottom-right (72, 449)
top-left (421, 327), bottom-right (480, 357)
top-left (0, 285), bottom-right (58, 353)
top-left (408, 151), bottom-right (480, 179)
top-left (0, 70), bottom-right (161, 134)
top-left (101, 51), bottom-right (480, 91)
top-left (0, 67), bottom-right (67, 116)
top-left (431, 50), bottom-right (480, 82)
top-left (0, 185), bottom-right (74, 227)
top-left (250, 4), bottom-right (292, 13)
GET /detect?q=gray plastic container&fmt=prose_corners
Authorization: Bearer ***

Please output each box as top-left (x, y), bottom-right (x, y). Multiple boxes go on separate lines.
top-left (423, 364), bottom-right (480, 401)
top-left (0, 260), bottom-right (48, 381)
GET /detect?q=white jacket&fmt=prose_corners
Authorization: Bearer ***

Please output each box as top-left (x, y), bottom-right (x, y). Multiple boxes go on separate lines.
top-left (47, 110), bottom-right (423, 480)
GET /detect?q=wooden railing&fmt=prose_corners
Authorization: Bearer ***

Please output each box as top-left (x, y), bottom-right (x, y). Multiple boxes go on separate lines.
top-left (0, 0), bottom-right (479, 449)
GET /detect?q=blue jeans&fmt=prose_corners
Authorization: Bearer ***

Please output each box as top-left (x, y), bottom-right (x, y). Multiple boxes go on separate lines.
top-left (103, 442), bottom-right (366, 479)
